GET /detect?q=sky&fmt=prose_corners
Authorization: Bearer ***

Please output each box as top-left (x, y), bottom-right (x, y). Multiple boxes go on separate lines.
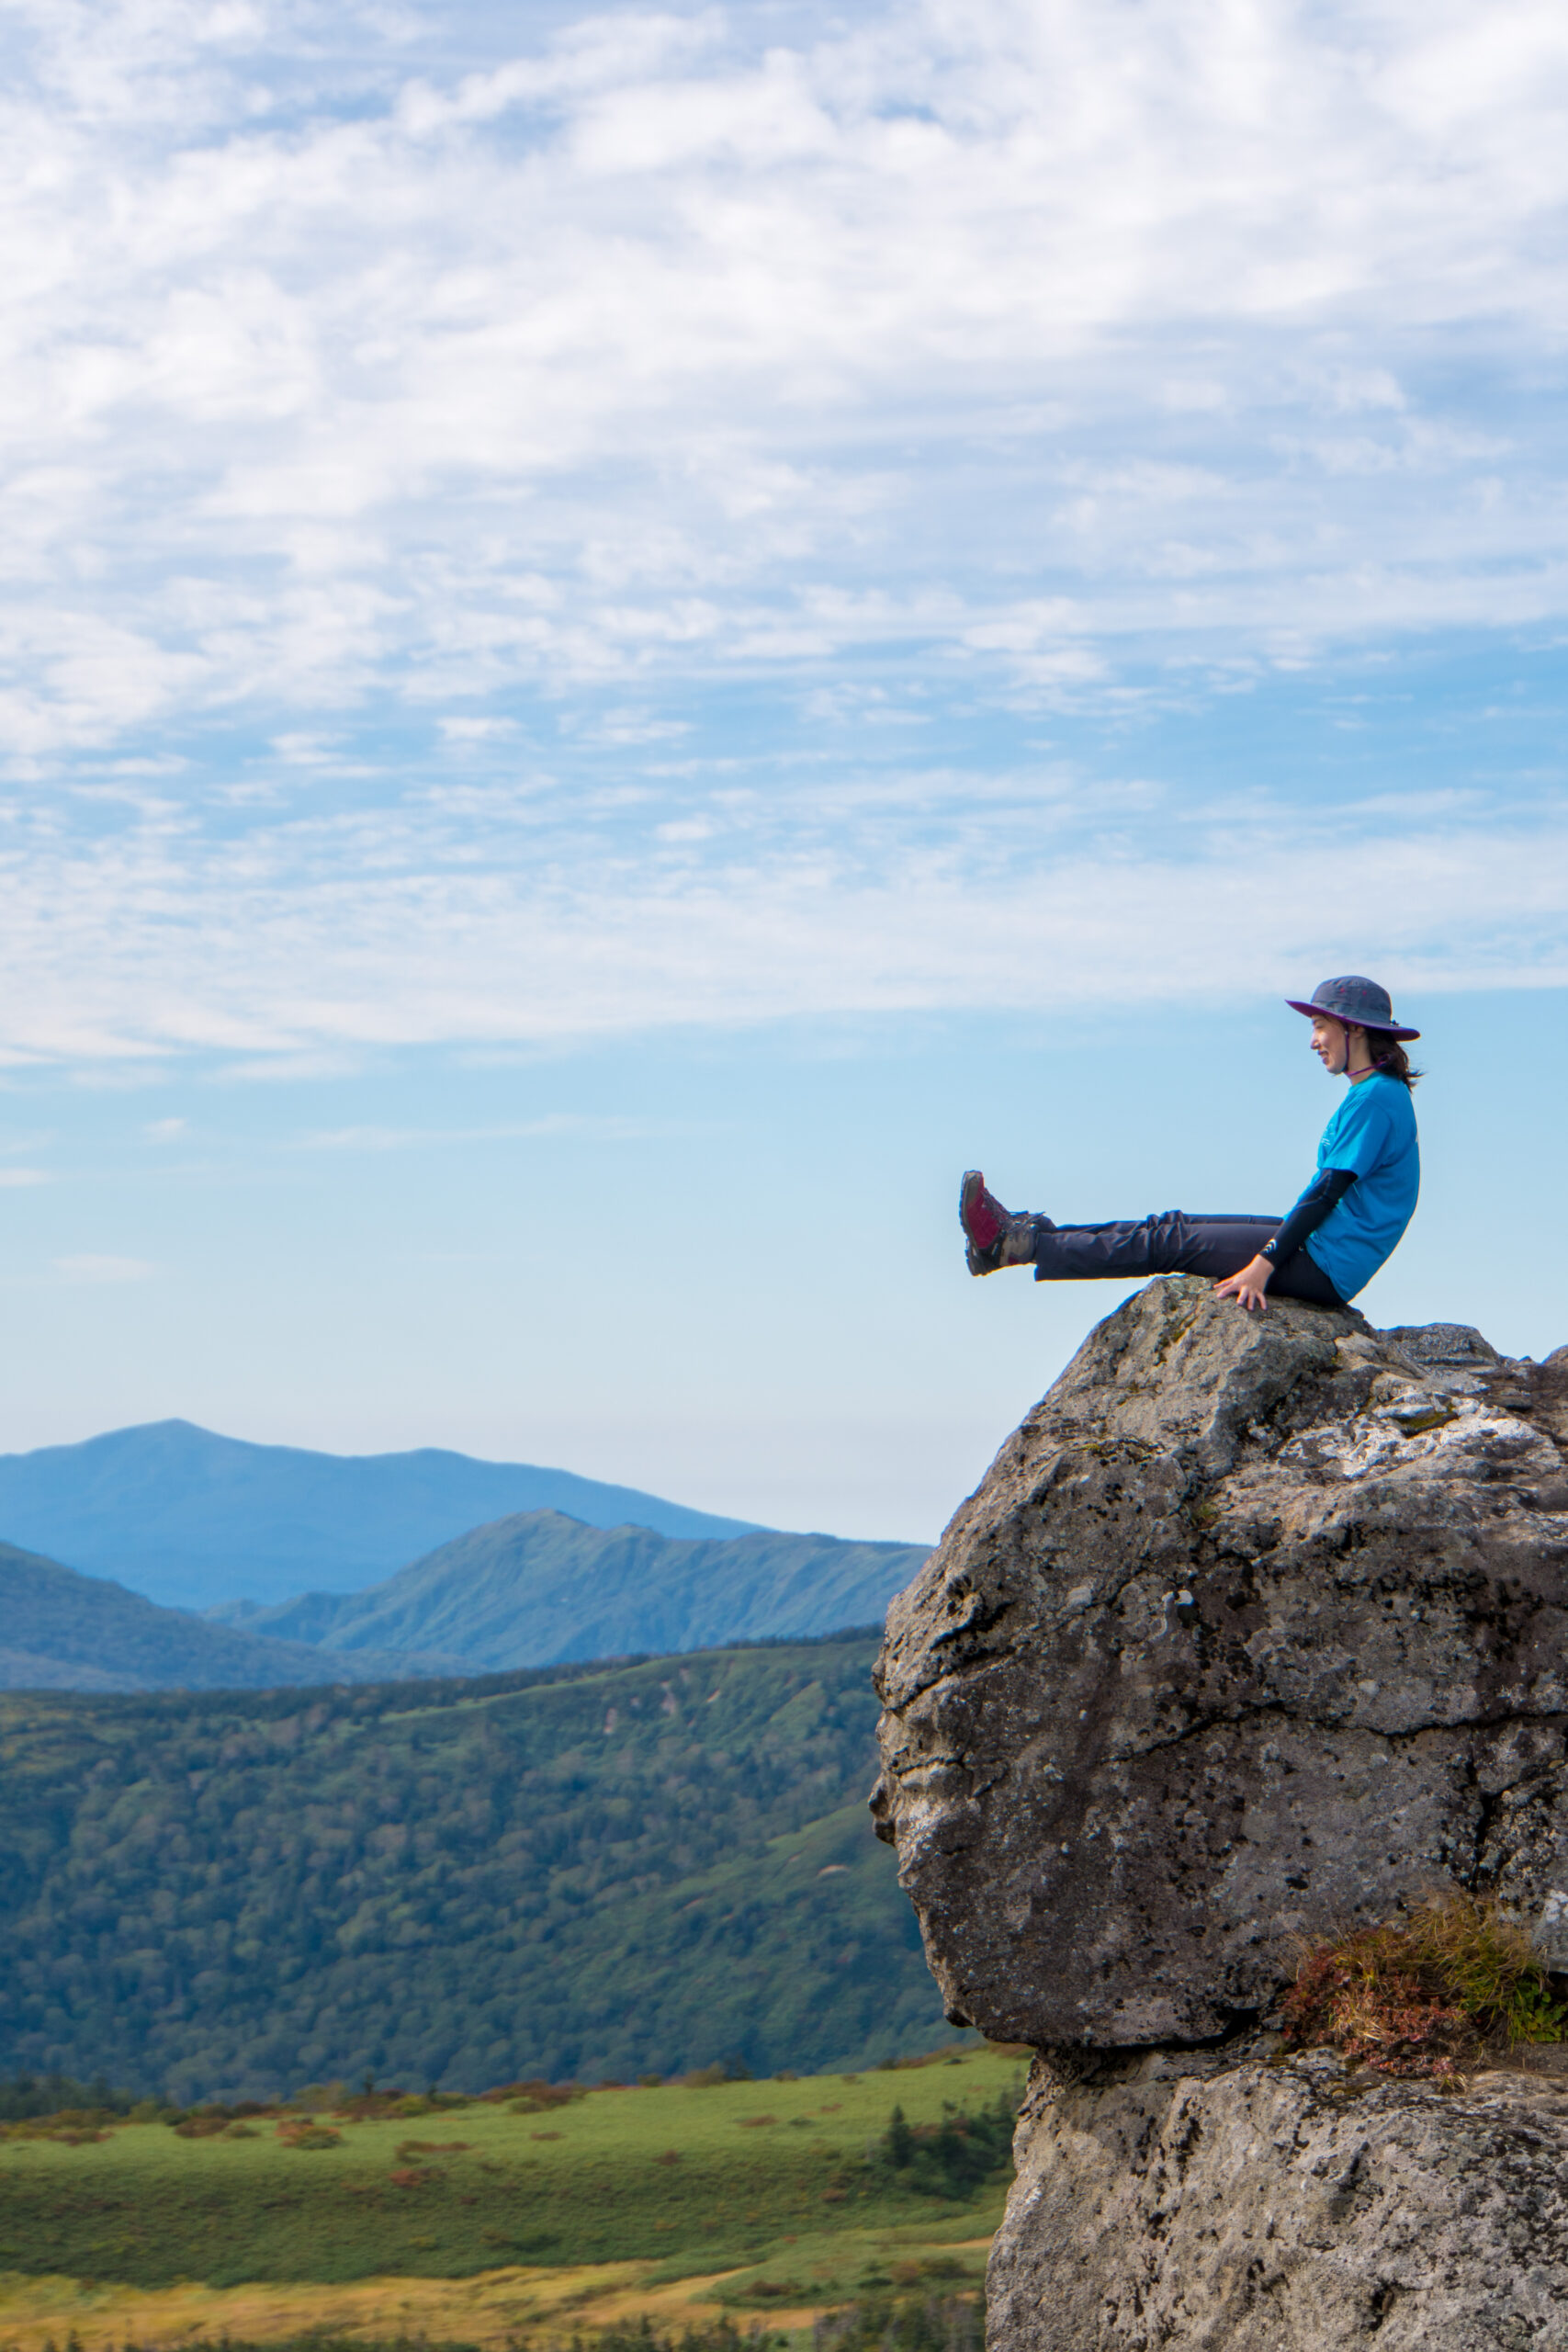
top-left (0, 0), bottom-right (1565, 1546)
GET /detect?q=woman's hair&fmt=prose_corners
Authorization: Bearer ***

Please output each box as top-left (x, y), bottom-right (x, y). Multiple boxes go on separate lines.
top-left (1359, 1030), bottom-right (1422, 1089)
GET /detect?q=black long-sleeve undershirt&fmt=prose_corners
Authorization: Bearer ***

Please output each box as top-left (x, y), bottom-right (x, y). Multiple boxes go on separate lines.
top-left (1265, 1167), bottom-right (1358, 1268)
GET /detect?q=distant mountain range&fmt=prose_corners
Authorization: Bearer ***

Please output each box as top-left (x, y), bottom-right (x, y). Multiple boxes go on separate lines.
top-left (0, 1419), bottom-right (931, 1693)
top-left (0, 1419), bottom-right (764, 1610)
top-left (0, 1540), bottom-right (453, 1693)
top-left (210, 1508), bottom-right (929, 1671)
top-left (0, 1510), bottom-right (930, 1692)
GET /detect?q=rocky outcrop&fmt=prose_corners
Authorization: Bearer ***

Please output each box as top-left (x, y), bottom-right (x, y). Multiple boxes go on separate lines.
top-left (871, 1278), bottom-right (1568, 2347)
top-left (990, 2040), bottom-right (1568, 2350)
top-left (873, 1279), bottom-right (1568, 2045)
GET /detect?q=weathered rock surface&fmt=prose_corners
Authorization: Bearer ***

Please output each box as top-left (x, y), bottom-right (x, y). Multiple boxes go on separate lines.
top-left (874, 1280), bottom-right (1568, 2346)
top-left (991, 2042), bottom-right (1568, 2350)
top-left (872, 1278), bottom-right (1568, 2048)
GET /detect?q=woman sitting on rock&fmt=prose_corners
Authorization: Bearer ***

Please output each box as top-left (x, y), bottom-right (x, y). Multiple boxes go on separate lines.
top-left (960, 976), bottom-right (1420, 1313)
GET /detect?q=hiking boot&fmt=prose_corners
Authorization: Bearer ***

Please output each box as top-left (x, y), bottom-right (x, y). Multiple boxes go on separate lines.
top-left (960, 1170), bottom-right (1043, 1275)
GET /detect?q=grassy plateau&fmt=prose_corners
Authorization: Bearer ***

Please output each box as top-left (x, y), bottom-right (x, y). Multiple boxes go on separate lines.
top-left (0, 2047), bottom-right (1023, 2349)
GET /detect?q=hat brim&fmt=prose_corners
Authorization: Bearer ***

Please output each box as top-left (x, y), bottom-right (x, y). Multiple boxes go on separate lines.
top-left (1285, 999), bottom-right (1420, 1041)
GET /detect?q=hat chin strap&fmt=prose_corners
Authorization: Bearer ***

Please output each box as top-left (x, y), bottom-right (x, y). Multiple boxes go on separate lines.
top-left (1345, 1023), bottom-right (1378, 1078)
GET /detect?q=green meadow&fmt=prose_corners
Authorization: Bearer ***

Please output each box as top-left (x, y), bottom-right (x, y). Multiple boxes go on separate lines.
top-left (0, 2048), bottom-right (1026, 2299)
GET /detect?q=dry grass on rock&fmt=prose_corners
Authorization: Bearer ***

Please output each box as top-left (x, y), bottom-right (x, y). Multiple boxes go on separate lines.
top-left (1280, 1892), bottom-right (1568, 2078)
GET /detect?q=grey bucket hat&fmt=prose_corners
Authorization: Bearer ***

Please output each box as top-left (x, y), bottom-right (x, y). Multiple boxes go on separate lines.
top-left (1285, 976), bottom-right (1420, 1041)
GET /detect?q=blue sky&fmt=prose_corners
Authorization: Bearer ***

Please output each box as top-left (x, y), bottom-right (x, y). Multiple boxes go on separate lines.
top-left (0, 0), bottom-right (1565, 1544)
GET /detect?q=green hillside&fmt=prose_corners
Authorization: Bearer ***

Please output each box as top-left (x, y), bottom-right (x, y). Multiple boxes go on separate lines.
top-left (0, 1633), bottom-right (940, 2102)
top-left (213, 1511), bottom-right (929, 1670)
top-left (0, 1541), bottom-right (452, 1693)
top-left (0, 1510), bottom-right (928, 1694)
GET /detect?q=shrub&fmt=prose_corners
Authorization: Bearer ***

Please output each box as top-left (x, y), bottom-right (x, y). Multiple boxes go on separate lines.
top-left (872, 2092), bottom-right (1016, 2198)
top-left (1, 2107), bottom-right (118, 2143)
top-left (276, 2119), bottom-right (344, 2149)
top-left (86, 2337), bottom-right (482, 2352)
top-left (874, 2045), bottom-right (972, 2074)
top-left (489, 2078), bottom-right (585, 2112)
top-left (0, 2073), bottom-right (132, 2123)
top-left (570, 2320), bottom-right (783, 2352)
top-left (6, 2122), bottom-right (109, 2144)
top-left (1280, 1892), bottom-right (1568, 2078)
top-left (329, 2088), bottom-right (454, 2121)
top-left (815, 2289), bottom-right (982, 2352)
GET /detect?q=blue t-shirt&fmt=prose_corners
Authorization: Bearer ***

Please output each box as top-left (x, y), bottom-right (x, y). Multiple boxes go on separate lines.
top-left (1299, 1073), bottom-right (1420, 1301)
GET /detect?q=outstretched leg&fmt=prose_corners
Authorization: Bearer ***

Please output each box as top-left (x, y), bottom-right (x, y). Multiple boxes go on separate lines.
top-left (1031, 1211), bottom-right (1276, 1281)
top-left (959, 1178), bottom-right (1342, 1306)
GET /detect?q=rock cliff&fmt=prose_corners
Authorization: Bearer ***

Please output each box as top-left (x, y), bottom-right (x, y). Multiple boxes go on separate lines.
top-left (872, 1278), bottom-right (1568, 2347)
top-left (989, 2041), bottom-right (1568, 2350)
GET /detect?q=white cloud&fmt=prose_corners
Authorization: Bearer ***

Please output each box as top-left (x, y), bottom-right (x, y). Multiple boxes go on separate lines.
top-left (0, 0), bottom-right (1562, 1056)
top-left (296, 1114), bottom-right (654, 1148)
top-left (437, 715), bottom-right (517, 743)
top-left (0, 757), bottom-right (1559, 1058)
top-left (53, 1253), bottom-right (156, 1282)
top-left (0, 0), bottom-right (1562, 733)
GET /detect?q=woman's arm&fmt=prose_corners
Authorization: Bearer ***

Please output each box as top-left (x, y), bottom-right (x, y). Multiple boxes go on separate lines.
top-left (1214, 1168), bottom-right (1359, 1312)
top-left (1213, 1254), bottom-right (1278, 1312)
top-left (1267, 1167), bottom-right (1358, 1268)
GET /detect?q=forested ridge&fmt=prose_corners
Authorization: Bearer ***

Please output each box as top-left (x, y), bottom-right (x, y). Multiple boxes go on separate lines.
top-left (214, 1511), bottom-right (929, 1674)
top-left (0, 1510), bottom-right (928, 1690)
top-left (0, 1538), bottom-right (445, 1694)
top-left (0, 1631), bottom-right (940, 2102)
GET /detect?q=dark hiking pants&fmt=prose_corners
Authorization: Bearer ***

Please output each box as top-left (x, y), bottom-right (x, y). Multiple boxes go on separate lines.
top-left (1026, 1212), bottom-right (1345, 1307)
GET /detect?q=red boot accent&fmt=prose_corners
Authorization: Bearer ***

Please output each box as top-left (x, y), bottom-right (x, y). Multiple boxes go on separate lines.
top-left (960, 1170), bottom-right (1013, 1253)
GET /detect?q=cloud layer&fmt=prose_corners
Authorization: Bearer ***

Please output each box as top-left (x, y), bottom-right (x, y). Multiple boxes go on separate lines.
top-left (1, 0), bottom-right (1565, 1057)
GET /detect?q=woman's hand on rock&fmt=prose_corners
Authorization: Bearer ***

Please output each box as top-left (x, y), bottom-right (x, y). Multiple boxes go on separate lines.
top-left (1213, 1255), bottom-right (1274, 1313)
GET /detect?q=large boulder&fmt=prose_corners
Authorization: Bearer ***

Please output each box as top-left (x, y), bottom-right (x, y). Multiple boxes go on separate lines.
top-left (872, 1277), bottom-right (1568, 2046)
top-left (990, 2041), bottom-right (1568, 2350)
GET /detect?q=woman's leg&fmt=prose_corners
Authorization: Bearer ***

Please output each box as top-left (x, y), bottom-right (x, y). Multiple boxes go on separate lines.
top-left (959, 1176), bottom-right (1344, 1305)
top-left (1262, 1244), bottom-right (1344, 1307)
top-left (1027, 1211), bottom-right (1272, 1281)
top-left (1027, 1212), bottom-right (1344, 1306)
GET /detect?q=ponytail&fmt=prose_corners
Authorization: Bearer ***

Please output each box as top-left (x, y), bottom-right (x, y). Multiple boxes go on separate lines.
top-left (1364, 1035), bottom-right (1421, 1090)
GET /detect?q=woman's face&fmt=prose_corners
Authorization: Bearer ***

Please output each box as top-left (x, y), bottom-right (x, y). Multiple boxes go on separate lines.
top-left (1310, 1014), bottom-right (1348, 1073)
